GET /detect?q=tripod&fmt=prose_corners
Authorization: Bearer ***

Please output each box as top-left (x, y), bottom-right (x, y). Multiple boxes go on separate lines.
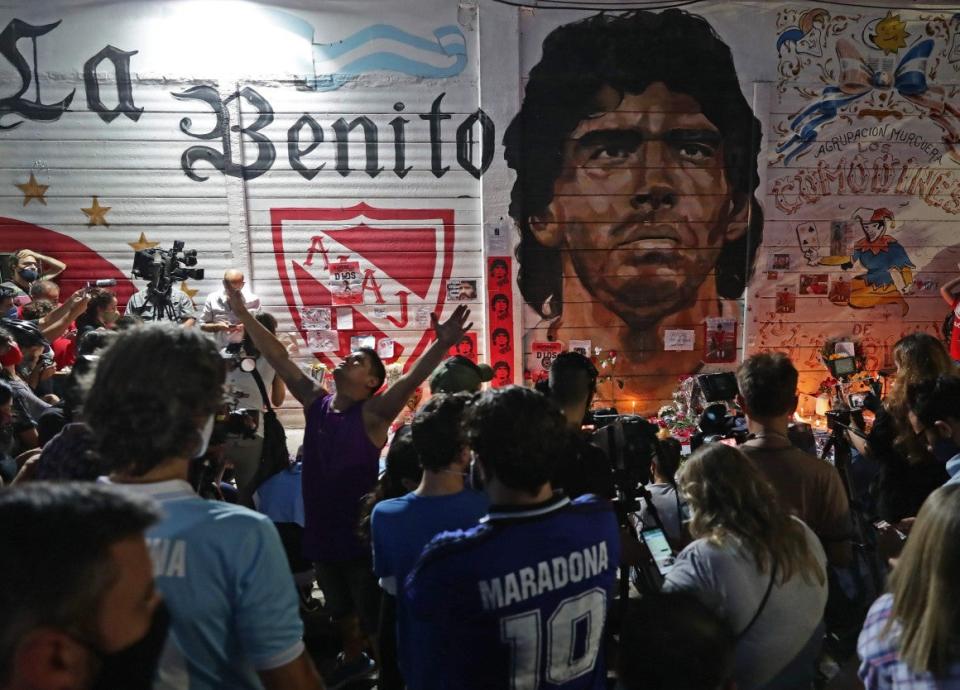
top-left (819, 415), bottom-right (885, 665)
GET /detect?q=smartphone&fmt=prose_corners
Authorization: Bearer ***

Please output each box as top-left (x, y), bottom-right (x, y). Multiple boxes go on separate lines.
top-left (640, 527), bottom-right (676, 576)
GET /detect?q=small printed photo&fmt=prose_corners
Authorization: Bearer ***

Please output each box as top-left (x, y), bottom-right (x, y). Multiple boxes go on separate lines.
top-left (447, 332), bottom-right (478, 362)
top-left (492, 360), bottom-right (512, 387)
top-left (329, 261), bottom-right (363, 306)
top-left (776, 289), bottom-right (797, 314)
top-left (446, 279), bottom-right (478, 301)
top-left (488, 258), bottom-right (510, 288)
top-left (767, 271), bottom-right (779, 281)
top-left (306, 329), bottom-right (338, 353)
top-left (828, 277), bottom-right (851, 305)
top-left (490, 293), bottom-right (511, 321)
top-left (704, 318), bottom-right (737, 364)
top-left (799, 273), bottom-right (829, 296)
top-left (302, 307), bottom-right (331, 330)
top-left (491, 327), bottom-right (512, 355)
top-left (772, 253), bottom-right (791, 270)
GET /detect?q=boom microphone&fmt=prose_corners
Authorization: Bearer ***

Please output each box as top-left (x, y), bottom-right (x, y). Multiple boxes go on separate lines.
top-left (86, 279), bottom-right (117, 288)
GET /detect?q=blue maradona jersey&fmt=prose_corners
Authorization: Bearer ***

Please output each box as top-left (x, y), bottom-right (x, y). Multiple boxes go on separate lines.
top-left (405, 493), bottom-right (620, 690)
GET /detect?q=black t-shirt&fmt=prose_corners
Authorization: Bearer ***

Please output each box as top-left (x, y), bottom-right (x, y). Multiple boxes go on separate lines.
top-left (552, 429), bottom-right (615, 499)
top-left (868, 406), bottom-right (948, 522)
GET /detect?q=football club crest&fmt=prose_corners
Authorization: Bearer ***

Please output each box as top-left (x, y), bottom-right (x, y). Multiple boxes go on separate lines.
top-left (271, 203), bottom-right (456, 370)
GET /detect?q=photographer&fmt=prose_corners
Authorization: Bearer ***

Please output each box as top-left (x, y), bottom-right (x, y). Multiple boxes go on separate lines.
top-left (223, 311), bottom-right (286, 497)
top-left (847, 333), bottom-right (953, 523)
top-left (544, 351), bottom-right (615, 499)
top-left (637, 437), bottom-right (687, 545)
top-left (86, 324), bottom-right (323, 690)
top-left (75, 287), bottom-right (119, 337)
top-left (737, 353), bottom-right (853, 567)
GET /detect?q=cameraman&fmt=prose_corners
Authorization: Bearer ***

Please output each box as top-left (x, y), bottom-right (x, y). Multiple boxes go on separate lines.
top-left (223, 311), bottom-right (286, 497)
top-left (737, 353), bottom-right (853, 567)
top-left (543, 351), bottom-right (614, 499)
top-left (126, 284), bottom-right (197, 325)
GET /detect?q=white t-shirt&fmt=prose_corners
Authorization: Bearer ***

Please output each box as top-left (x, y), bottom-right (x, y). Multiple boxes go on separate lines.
top-left (663, 517), bottom-right (828, 690)
top-left (637, 482), bottom-right (688, 544)
top-left (225, 356), bottom-right (276, 411)
top-left (201, 288), bottom-right (261, 348)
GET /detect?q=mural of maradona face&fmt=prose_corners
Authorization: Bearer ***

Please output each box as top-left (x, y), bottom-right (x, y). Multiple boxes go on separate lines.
top-left (536, 83), bottom-right (744, 328)
top-left (504, 8), bottom-right (763, 409)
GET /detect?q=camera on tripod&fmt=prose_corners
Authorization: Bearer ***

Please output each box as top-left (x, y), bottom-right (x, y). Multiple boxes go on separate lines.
top-left (691, 372), bottom-right (747, 449)
top-left (591, 413), bottom-right (660, 492)
top-left (130, 240), bottom-right (205, 321)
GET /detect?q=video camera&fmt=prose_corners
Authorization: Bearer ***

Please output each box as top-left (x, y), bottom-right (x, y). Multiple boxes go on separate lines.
top-left (211, 344), bottom-right (262, 445)
top-left (131, 240), bottom-right (204, 284)
top-left (131, 241), bottom-right (204, 320)
top-left (691, 372), bottom-right (748, 449)
top-left (592, 414), bottom-right (659, 483)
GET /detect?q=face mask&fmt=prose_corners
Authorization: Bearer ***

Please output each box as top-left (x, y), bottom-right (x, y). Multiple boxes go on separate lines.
top-left (194, 413), bottom-right (216, 459)
top-left (88, 601), bottom-right (170, 690)
top-left (931, 437), bottom-right (960, 464)
top-left (18, 268), bottom-right (38, 283)
top-left (0, 342), bottom-right (22, 367)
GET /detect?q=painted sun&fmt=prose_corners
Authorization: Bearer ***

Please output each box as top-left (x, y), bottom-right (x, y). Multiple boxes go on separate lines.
top-left (873, 12), bottom-right (909, 55)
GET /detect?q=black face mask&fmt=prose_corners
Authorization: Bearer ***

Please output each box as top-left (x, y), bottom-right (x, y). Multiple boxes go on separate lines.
top-left (88, 601), bottom-right (170, 690)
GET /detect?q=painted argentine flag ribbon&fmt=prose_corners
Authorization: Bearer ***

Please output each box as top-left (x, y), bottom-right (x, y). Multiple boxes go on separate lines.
top-left (307, 24), bottom-right (467, 91)
top-left (777, 38), bottom-right (960, 164)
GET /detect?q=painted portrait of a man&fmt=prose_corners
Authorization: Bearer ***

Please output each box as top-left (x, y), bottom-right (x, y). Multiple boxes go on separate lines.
top-left (504, 9), bottom-right (763, 409)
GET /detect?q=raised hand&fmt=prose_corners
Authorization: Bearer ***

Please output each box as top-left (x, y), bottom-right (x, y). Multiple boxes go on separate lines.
top-left (431, 305), bottom-right (472, 348)
top-left (224, 284), bottom-right (248, 314)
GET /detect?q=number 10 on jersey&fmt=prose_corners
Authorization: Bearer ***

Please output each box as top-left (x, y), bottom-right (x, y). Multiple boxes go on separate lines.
top-left (500, 588), bottom-right (607, 689)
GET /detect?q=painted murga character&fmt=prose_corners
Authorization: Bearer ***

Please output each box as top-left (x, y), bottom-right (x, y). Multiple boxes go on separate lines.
top-left (841, 207), bottom-right (915, 313)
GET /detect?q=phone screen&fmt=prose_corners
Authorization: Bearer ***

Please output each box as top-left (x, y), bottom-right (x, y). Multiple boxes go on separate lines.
top-left (640, 528), bottom-right (676, 576)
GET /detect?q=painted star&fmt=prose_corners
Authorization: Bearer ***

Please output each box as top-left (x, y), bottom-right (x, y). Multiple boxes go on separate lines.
top-left (82, 196), bottom-right (111, 226)
top-left (15, 173), bottom-right (49, 206)
top-left (128, 232), bottom-right (160, 252)
top-left (179, 281), bottom-right (199, 301)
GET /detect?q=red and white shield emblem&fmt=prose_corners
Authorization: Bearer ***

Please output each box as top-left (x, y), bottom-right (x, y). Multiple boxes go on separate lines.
top-left (271, 203), bottom-right (455, 370)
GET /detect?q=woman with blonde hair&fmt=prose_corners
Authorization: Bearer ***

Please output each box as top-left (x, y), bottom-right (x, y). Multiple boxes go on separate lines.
top-left (849, 332), bottom-right (955, 522)
top-left (664, 443), bottom-right (827, 690)
top-left (858, 484), bottom-right (960, 687)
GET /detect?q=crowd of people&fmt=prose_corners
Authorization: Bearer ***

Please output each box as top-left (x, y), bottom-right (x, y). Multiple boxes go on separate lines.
top-left (1, 247), bottom-right (960, 690)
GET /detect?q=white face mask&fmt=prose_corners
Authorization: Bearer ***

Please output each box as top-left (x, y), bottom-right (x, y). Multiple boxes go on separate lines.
top-left (194, 414), bottom-right (216, 459)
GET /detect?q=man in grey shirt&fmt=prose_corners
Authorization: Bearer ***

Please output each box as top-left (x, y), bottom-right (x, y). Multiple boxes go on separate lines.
top-left (126, 285), bottom-right (197, 325)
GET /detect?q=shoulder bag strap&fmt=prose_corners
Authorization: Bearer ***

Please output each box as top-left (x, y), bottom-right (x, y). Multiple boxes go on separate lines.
top-left (736, 561), bottom-right (778, 641)
top-left (249, 366), bottom-right (273, 413)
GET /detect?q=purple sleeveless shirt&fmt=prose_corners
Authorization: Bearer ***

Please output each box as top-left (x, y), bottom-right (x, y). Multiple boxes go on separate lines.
top-left (302, 394), bottom-right (382, 562)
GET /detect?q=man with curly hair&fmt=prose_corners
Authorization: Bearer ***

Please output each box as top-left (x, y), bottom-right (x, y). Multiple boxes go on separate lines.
top-left (405, 387), bottom-right (620, 689)
top-left (503, 9), bottom-right (764, 409)
top-left (85, 324), bottom-right (324, 690)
